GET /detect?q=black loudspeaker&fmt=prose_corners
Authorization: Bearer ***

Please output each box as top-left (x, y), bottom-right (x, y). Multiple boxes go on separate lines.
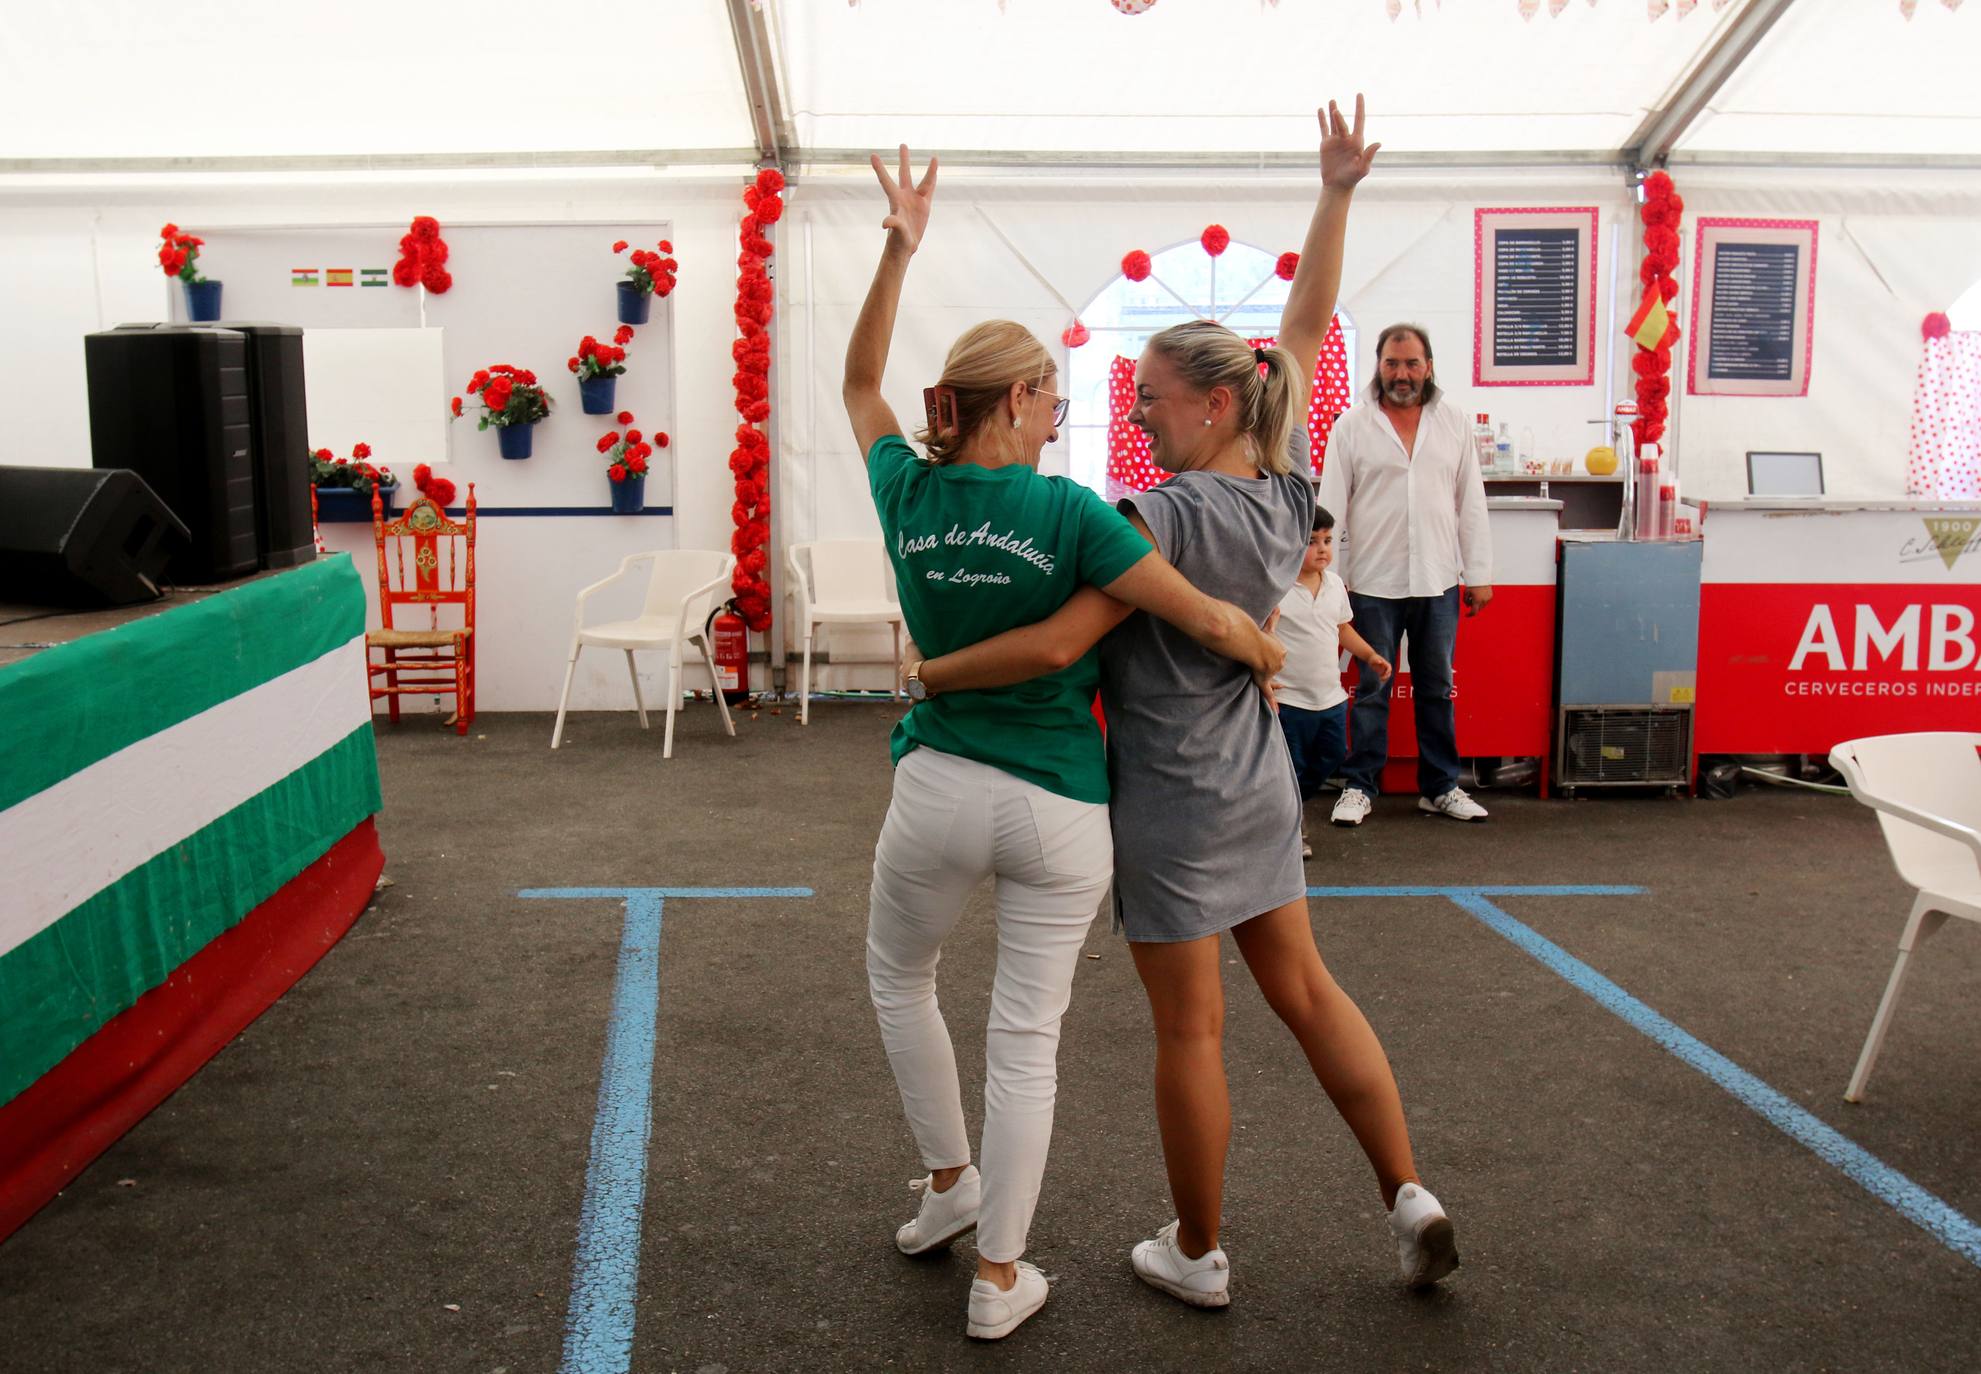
top-left (0, 466), bottom-right (189, 607)
top-left (229, 323), bottom-right (317, 570)
top-left (85, 325), bottom-right (257, 583)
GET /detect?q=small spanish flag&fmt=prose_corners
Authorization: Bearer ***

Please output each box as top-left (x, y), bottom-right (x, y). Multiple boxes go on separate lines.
top-left (326, 268), bottom-right (354, 288)
top-left (1627, 289), bottom-right (1676, 351)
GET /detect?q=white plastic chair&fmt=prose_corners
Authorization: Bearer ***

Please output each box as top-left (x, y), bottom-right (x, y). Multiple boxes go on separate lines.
top-left (1829, 732), bottom-right (1981, 1102)
top-left (551, 550), bottom-right (737, 758)
top-left (787, 539), bottom-right (904, 725)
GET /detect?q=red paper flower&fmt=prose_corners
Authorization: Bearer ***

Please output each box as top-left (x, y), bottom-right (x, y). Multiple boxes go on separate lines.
top-left (1276, 251), bottom-right (1300, 281)
top-left (755, 169), bottom-right (785, 194)
top-left (1122, 249), bottom-right (1152, 282)
top-left (1201, 225), bottom-right (1230, 256)
top-left (1061, 319), bottom-right (1091, 349)
top-left (1924, 311), bottom-right (1953, 341)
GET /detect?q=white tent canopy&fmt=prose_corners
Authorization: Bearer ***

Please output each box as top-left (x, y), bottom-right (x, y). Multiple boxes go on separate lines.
top-left (2, 0), bottom-right (1977, 172)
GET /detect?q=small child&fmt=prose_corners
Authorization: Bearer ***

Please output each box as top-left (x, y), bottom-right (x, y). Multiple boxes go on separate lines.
top-left (1276, 505), bottom-right (1391, 857)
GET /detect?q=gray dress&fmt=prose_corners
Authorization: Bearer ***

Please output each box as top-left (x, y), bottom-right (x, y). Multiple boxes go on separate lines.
top-left (1099, 430), bottom-right (1313, 942)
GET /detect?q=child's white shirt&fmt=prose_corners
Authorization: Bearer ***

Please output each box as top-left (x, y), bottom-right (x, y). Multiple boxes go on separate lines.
top-left (1274, 568), bottom-right (1353, 712)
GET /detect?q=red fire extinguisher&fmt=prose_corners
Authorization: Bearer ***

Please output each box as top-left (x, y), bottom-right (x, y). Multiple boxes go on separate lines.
top-left (710, 601), bottom-right (750, 705)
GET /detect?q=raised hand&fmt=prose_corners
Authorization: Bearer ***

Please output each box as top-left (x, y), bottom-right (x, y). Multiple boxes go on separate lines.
top-left (870, 144), bottom-right (939, 253)
top-left (1318, 94), bottom-right (1381, 192)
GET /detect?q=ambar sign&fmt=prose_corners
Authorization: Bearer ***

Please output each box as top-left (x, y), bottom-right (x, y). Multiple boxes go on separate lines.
top-left (1789, 603), bottom-right (1981, 674)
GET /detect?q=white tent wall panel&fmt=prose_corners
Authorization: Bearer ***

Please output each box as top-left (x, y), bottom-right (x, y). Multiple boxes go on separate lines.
top-left (0, 177), bottom-right (755, 712)
top-left (1670, 173), bottom-right (1981, 500)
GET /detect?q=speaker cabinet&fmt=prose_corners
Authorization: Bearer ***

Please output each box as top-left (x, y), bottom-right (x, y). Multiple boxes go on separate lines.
top-left (85, 325), bottom-right (257, 583)
top-left (0, 466), bottom-right (189, 607)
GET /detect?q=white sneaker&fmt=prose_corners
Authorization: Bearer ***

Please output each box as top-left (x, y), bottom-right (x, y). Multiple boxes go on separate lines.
top-left (1331, 789), bottom-right (1373, 827)
top-left (1301, 829), bottom-right (1313, 859)
top-left (1418, 787), bottom-right (1488, 822)
top-left (895, 1166), bottom-right (980, 1255)
top-left (1131, 1220), bottom-right (1231, 1308)
top-left (1387, 1182), bottom-right (1460, 1288)
top-left (966, 1260), bottom-right (1049, 1340)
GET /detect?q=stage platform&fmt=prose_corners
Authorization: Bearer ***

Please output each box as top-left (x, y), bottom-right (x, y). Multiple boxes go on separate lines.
top-left (0, 555), bottom-right (384, 1242)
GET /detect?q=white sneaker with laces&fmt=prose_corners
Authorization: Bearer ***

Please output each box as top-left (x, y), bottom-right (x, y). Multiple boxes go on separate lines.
top-left (1418, 787), bottom-right (1488, 822)
top-left (1130, 1220), bottom-right (1230, 1308)
top-left (966, 1260), bottom-right (1049, 1340)
top-left (895, 1166), bottom-right (980, 1255)
top-left (1331, 789), bottom-right (1373, 827)
top-left (1387, 1182), bottom-right (1460, 1288)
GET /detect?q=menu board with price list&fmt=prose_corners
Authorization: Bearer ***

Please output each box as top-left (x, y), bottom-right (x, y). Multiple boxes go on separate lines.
top-left (1689, 219), bottom-right (1818, 398)
top-left (1474, 207), bottom-right (1597, 387)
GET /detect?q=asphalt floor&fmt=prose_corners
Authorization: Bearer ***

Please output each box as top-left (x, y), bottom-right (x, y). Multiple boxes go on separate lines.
top-left (2, 701), bottom-right (1977, 1373)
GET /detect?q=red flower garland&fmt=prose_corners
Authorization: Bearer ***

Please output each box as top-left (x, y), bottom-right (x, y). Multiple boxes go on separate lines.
top-left (394, 216), bottom-right (452, 293)
top-left (1633, 172), bottom-right (1683, 450)
top-left (728, 168), bottom-right (783, 632)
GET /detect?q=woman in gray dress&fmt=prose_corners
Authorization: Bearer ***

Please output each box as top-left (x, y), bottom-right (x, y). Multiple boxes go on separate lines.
top-left (918, 97), bottom-right (1457, 1306)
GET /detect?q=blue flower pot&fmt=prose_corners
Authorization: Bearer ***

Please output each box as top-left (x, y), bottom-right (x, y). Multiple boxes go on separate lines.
top-left (497, 422), bottom-right (535, 459)
top-left (609, 473), bottom-right (645, 514)
top-left (616, 280), bottom-right (652, 325)
top-left (578, 374), bottom-right (618, 415)
top-left (314, 483), bottom-right (398, 523)
top-left (184, 280), bottom-right (223, 322)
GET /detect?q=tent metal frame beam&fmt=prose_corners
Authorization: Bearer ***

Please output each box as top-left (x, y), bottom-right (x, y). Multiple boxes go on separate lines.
top-left (1624, 0), bottom-right (1797, 175)
top-left (0, 149), bottom-right (764, 176)
top-left (726, 0), bottom-right (792, 169)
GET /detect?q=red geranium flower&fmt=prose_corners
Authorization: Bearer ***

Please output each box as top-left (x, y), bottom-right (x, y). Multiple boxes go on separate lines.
top-left (625, 429), bottom-right (642, 445)
top-left (613, 240), bottom-right (629, 253)
top-left (160, 222), bottom-right (179, 240)
top-left (658, 239), bottom-right (674, 253)
top-left (597, 432), bottom-right (620, 453)
top-left (608, 463), bottom-right (628, 483)
top-left (616, 410), bottom-right (633, 424)
top-left (614, 325), bottom-right (635, 346)
top-left (352, 442), bottom-right (372, 459)
top-left (628, 453), bottom-right (648, 475)
top-left (450, 396), bottom-right (464, 416)
top-left (656, 432), bottom-right (670, 448)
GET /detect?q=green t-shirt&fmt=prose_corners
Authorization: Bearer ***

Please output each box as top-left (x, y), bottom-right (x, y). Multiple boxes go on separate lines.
top-left (867, 433), bottom-right (1151, 803)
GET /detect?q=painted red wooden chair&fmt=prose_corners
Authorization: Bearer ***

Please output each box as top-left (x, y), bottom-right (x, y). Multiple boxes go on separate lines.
top-left (366, 484), bottom-right (476, 734)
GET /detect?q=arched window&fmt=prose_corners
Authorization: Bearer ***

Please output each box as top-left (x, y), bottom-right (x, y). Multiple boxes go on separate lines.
top-left (1909, 279), bottom-right (1981, 499)
top-left (1065, 239), bottom-right (1355, 500)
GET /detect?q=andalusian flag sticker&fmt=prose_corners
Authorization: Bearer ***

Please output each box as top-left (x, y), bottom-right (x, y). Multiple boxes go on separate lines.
top-left (292, 268), bottom-right (319, 286)
top-left (360, 267), bottom-right (389, 287)
top-left (326, 268), bottom-right (354, 287)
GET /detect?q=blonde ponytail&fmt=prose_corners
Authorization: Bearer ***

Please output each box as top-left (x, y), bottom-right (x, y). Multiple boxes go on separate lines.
top-left (1145, 321), bottom-right (1297, 475)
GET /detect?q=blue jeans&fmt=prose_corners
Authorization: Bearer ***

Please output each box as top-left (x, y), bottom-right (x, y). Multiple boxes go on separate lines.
top-left (1278, 701), bottom-right (1349, 801)
top-left (1342, 587), bottom-right (1461, 800)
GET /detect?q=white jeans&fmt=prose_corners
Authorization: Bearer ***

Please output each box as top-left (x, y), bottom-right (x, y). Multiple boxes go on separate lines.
top-left (866, 747), bottom-right (1114, 1263)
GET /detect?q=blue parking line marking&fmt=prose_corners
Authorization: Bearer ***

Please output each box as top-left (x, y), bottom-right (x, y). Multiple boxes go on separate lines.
top-left (1307, 882), bottom-right (1980, 1268)
top-left (522, 886), bottom-right (815, 1374)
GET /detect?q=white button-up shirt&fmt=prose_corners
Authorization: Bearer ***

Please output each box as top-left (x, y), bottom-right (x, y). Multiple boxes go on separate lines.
top-left (1317, 391), bottom-right (1492, 600)
top-left (1274, 568), bottom-right (1353, 712)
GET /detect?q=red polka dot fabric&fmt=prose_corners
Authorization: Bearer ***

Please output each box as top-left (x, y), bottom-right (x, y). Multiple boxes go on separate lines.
top-left (1908, 331), bottom-right (1981, 499)
top-left (1106, 319), bottom-right (1352, 494)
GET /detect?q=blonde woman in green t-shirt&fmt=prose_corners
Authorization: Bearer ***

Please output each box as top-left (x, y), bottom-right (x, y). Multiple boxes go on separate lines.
top-left (844, 145), bottom-right (1285, 1342)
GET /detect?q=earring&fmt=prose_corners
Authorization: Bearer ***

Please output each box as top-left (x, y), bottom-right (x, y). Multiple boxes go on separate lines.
top-left (1012, 417), bottom-right (1022, 429)
top-left (1203, 418), bottom-right (1213, 427)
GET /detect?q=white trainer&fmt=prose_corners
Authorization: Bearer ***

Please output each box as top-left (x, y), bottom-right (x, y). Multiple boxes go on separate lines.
top-left (1418, 787), bottom-right (1488, 822)
top-left (1387, 1182), bottom-right (1460, 1288)
top-left (966, 1260), bottom-right (1049, 1340)
top-left (1131, 1220), bottom-right (1231, 1308)
top-left (895, 1166), bottom-right (980, 1255)
top-left (1331, 789), bottom-right (1373, 827)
